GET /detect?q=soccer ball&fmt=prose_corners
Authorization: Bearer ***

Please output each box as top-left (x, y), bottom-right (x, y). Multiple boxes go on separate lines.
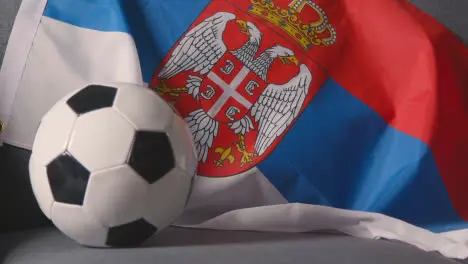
top-left (29, 83), bottom-right (197, 247)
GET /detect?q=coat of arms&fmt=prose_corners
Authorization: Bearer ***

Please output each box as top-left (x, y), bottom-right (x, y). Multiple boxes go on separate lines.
top-left (151, 0), bottom-right (336, 177)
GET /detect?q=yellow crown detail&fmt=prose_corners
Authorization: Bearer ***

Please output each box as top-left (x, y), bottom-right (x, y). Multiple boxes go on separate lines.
top-left (249, 0), bottom-right (336, 50)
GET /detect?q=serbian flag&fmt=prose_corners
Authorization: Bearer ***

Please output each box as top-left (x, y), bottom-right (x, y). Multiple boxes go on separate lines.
top-left (1, 0), bottom-right (468, 258)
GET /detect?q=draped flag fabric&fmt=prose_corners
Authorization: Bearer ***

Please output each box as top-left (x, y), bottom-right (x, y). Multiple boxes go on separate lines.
top-left (1, 0), bottom-right (468, 258)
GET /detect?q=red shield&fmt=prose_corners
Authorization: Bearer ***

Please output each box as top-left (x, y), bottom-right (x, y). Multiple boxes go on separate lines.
top-left (199, 52), bottom-right (267, 124)
top-left (150, 0), bottom-right (330, 177)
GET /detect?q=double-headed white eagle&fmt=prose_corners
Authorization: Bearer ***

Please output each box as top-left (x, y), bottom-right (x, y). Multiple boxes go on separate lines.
top-left (157, 12), bottom-right (312, 165)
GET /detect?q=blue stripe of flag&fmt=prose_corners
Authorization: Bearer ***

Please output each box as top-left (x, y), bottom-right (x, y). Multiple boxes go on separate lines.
top-left (257, 79), bottom-right (467, 233)
top-left (43, 0), bottom-right (130, 33)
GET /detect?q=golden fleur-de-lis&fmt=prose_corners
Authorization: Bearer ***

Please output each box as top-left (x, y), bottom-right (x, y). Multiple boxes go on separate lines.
top-left (213, 147), bottom-right (236, 167)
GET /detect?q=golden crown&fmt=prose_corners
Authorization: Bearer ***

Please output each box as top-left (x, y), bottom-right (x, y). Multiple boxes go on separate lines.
top-left (249, 0), bottom-right (337, 50)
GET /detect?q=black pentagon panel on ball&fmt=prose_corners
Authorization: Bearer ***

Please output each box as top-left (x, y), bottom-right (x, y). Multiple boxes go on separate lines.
top-left (67, 85), bottom-right (117, 115)
top-left (129, 131), bottom-right (175, 184)
top-left (47, 153), bottom-right (90, 206)
top-left (106, 218), bottom-right (158, 247)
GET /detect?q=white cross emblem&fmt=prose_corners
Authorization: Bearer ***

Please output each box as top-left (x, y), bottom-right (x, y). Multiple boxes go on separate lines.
top-left (206, 66), bottom-right (253, 118)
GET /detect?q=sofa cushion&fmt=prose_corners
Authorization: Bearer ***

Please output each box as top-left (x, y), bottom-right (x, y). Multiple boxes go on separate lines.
top-left (0, 0), bottom-right (21, 65)
top-left (0, 145), bottom-right (51, 233)
top-left (0, 227), bottom-right (462, 264)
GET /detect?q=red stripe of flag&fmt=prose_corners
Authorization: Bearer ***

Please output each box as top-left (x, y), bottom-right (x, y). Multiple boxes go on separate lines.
top-left (157, 0), bottom-right (468, 217)
top-left (221, 0), bottom-right (468, 216)
top-left (308, 0), bottom-right (468, 219)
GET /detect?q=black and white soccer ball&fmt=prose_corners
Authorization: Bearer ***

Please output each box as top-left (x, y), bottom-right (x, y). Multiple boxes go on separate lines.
top-left (29, 83), bottom-right (197, 247)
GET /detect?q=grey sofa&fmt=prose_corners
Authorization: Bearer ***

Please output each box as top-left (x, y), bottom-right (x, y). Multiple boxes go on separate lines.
top-left (1, 0), bottom-right (467, 263)
top-left (1, 223), bottom-right (465, 264)
top-left (0, 147), bottom-right (463, 264)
